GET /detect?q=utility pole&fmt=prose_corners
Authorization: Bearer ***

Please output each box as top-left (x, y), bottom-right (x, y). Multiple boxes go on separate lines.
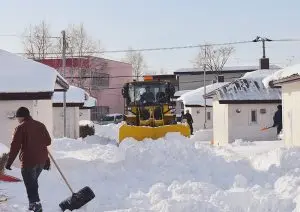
top-left (203, 45), bottom-right (207, 129)
top-left (62, 30), bottom-right (67, 137)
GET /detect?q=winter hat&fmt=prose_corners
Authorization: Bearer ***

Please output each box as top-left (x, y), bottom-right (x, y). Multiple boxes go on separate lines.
top-left (16, 107), bottom-right (30, 118)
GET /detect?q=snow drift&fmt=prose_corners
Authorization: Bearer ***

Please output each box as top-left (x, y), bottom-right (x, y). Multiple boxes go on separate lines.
top-left (1, 125), bottom-right (300, 211)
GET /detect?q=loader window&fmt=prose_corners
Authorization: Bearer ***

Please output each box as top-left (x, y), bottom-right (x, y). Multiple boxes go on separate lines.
top-left (128, 83), bottom-right (168, 105)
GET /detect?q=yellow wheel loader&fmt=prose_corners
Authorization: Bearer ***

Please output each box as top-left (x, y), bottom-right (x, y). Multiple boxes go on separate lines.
top-left (119, 78), bottom-right (191, 143)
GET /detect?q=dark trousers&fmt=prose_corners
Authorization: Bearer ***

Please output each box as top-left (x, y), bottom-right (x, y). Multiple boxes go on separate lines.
top-left (188, 122), bottom-right (193, 135)
top-left (277, 124), bottom-right (282, 135)
top-left (21, 164), bottom-right (44, 204)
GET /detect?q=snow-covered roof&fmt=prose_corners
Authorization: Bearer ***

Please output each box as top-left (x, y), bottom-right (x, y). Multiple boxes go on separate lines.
top-left (207, 69), bottom-right (281, 102)
top-left (241, 69), bottom-right (279, 80)
top-left (174, 65), bottom-right (280, 74)
top-left (52, 86), bottom-right (86, 104)
top-left (83, 94), bottom-right (97, 108)
top-left (177, 82), bottom-right (229, 106)
top-left (263, 64), bottom-right (300, 88)
top-left (0, 49), bottom-right (68, 93)
top-left (174, 90), bottom-right (192, 97)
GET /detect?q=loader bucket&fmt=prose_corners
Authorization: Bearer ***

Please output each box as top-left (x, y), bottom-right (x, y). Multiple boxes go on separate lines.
top-left (118, 123), bottom-right (191, 143)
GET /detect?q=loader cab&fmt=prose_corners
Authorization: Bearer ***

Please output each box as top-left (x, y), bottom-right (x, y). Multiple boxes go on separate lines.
top-left (122, 81), bottom-right (175, 106)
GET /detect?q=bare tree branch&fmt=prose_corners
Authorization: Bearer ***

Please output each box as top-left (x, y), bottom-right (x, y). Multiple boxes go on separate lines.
top-left (193, 45), bottom-right (235, 77)
top-left (22, 20), bottom-right (53, 60)
top-left (124, 47), bottom-right (147, 81)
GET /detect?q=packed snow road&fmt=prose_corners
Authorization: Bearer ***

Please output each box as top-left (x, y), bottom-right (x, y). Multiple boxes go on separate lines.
top-left (1, 124), bottom-right (300, 211)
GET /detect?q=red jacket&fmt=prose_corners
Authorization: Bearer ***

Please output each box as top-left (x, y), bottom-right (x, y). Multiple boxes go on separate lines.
top-left (7, 117), bottom-right (51, 168)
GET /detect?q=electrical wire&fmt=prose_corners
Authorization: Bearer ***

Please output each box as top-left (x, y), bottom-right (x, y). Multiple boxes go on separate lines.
top-left (12, 38), bottom-right (300, 56)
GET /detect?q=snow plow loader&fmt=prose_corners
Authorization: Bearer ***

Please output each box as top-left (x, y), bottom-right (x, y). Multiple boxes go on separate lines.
top-left (119, 78), bottom-right (190, 143)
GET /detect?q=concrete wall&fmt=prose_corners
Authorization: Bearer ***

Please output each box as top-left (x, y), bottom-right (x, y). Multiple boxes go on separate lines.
top-left (53, 107), bottom-right (80, 139)
top-left (213, 101), bottom-right (229, 145)
top-left (184, 106), bottom-right (213, 131)
top-left (228, 104), bottom-right (278, 143)
top-left (282, 81), bottom-right (300, 147)
top-left (79, 109), bottom-right (91, 121)
top-left (178, 72), bottom-right (244, 90)
top-left (213, 101), bottom-right (278, 146)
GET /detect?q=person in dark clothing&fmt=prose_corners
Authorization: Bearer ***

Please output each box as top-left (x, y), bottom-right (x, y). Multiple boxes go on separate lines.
top-left (141, 86), bottom-right (155, 104)
top-left (185, 110), bottom-right (194, 135)
top-left (180, 111), bottom-right (185, 122)
top-left (272, 105), bottom-right (283, 135)
top-left (5, 107), bottom-right (51, 212)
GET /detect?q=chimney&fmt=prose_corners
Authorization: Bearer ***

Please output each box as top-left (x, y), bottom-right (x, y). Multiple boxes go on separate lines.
top-left (260, 58), bottom-right (270, 69)
top-left (217, 75), bottom-right (224, 82)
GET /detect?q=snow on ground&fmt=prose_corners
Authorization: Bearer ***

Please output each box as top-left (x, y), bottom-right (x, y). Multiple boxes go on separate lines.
top-left (1, 124), bottom-right (300, 211)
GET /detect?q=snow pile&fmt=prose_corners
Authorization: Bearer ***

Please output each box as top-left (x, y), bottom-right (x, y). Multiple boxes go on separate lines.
top-left (263, 64), bottom-right (300, 88)
top-left (52, 86), bottom-right (86, 104)
top-left (2, 127), bottom-right (300, 211)
top-left (0, 49), bottom-right (67, 93)
top-left (94, 123), bottom-right (121, 141)
top-left (178, 82), bottom-right (229, 106)
top-left (191, 129), bottom-right (213, 142)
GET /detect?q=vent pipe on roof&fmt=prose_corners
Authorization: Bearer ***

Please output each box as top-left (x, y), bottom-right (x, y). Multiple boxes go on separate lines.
top-left (217, 75), bottom-right (225, 82)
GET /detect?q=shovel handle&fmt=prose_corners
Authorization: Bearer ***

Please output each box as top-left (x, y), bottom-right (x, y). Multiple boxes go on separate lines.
top-left (48, 151), bottom-right (74, 194)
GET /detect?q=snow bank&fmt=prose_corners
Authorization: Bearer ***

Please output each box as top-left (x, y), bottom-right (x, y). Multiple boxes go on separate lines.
top-left (263, 64), bottom-right (300, 88)
top-left (178, 82), bottom-right (229, 106)
top-left (52, 86), bottom-right (86, 103)
top-left (191, 129), bottom-right (213, 142)
top-left (2, 126), bottom-right (300, 211)
top-left (0, 49), bottom-right (67, 93)
top-left (95, 123), bottom-right (121, 141)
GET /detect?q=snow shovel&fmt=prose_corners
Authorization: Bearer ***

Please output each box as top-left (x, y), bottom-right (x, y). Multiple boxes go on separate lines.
top-left (48, 151), bottom-right (95, 211)
top-left (260, 126), bottom-right (273, 131)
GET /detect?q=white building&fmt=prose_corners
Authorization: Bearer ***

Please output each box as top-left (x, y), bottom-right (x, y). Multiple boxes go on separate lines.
top-left (177, 82), bottom-right (229, 130)
top-left (0, 49), bottom-right (68, 150)
top-left (206, 69), bottom-right (281, 146)
top-left (263, 64), bottom-right (300, 147)
top-left (52, 86), bottom-right (86, 139)
top-left (80, 94), bottom-right (97, 121)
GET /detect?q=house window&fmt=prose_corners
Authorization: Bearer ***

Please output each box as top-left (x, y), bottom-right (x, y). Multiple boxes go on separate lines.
top-left (91, 72), bottom-right (109, 89)
top-left (207, 111), bottom-right (211, 120)
top-left (250, 110), bottom-right (257, 123)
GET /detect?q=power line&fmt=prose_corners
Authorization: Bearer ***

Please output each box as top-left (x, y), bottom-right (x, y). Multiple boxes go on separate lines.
top-left (13, 38), bottom-right (300, 56)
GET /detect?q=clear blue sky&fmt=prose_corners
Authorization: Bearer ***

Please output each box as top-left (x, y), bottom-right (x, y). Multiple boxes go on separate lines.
top-left (0, 0), bottom-right (300, 72)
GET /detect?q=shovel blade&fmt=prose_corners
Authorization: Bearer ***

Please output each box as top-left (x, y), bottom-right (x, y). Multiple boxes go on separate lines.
top-left (59, 186), bottom-right (95, 211)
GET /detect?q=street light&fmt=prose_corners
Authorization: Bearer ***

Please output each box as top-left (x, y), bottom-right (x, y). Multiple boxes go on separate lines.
top-left (252, 36), bottom-right (272, 58)
top-left (253, 36), bottom-right (272, 69)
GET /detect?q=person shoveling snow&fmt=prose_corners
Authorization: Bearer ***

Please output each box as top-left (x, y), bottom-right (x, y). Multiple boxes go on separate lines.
top-left (5, 107), bottom-right (52, 212)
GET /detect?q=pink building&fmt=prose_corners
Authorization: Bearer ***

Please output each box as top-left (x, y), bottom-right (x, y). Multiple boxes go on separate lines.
top-left (39, 57), bottom-right (132, 120)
